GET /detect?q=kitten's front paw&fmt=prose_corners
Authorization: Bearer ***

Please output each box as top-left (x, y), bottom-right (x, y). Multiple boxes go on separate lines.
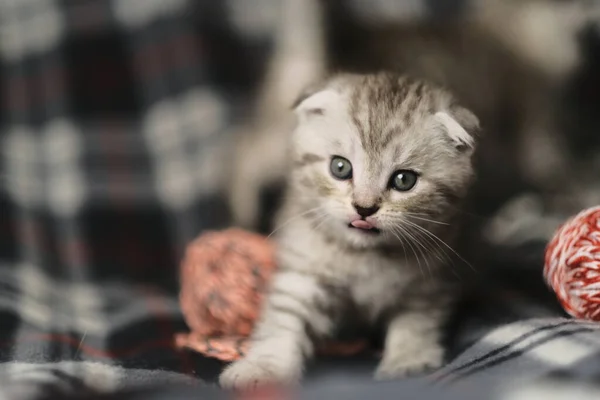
top-left (374, 346), bottom-right (444, 380)
top-left (219, 358), bottom-right (301, 390)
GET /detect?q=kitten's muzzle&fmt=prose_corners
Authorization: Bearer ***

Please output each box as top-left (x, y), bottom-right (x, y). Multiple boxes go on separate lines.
top-left (353, 204), bottom-right (380, 217)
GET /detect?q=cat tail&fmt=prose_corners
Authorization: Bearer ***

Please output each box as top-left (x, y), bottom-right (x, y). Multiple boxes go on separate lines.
top-left (227, 0), bottom-right (327, 230)
top-left (257, 0), bottom-right (328, 114)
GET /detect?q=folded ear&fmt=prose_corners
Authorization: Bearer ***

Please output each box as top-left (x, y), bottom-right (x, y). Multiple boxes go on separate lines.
top-left (292, 80), bottom-right (325, 110)
top-left (292, 81), bottom-right (339, 120)
top-left (435, 105), bottom-right (481, 152)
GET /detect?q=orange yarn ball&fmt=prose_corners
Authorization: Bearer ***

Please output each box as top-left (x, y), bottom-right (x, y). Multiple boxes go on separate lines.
top-left (545, 206), bottom-right (600, 321)
top-left (175, 228), bottom-right (367, 361)
top-left (179, 229), bottom-right (276, 338)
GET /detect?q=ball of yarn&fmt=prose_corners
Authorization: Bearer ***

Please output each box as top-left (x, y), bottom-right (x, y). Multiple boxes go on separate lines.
top-left (179, 228), bottom-right (277, 338)
top-left (176, 228), bottom-right (368, 361)
top-left (545, 206), bottom-right (600, 321)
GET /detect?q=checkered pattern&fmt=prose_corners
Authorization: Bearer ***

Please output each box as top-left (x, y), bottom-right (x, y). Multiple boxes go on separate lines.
top-left (1, 1), bottom-right (600, 399)
top-left (0, 0), bottom-right (246, 395)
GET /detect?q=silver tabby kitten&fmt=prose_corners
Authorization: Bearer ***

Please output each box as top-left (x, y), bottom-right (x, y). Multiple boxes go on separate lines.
top-left (219, 72), bottom-right (480, 388)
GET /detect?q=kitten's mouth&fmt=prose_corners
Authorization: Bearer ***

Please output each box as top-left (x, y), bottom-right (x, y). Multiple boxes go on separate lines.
top-left (348, 220), bottom-right (381, 234)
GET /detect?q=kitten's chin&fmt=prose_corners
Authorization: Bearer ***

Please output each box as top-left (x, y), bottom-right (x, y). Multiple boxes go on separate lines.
top-left (315, 219), bottom-right (388, 250)
top-left (339, 224), bottom-right (387, 250)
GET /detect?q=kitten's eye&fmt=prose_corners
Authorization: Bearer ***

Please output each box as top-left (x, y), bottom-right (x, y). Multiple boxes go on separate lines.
top-left (390, 170), bottom-right (418, 191)
top-left (330, 156), bottom-right (353, 180)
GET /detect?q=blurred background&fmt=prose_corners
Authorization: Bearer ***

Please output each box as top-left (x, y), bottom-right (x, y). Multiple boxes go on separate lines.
top-left (1, 0), bottom-right (600, 395)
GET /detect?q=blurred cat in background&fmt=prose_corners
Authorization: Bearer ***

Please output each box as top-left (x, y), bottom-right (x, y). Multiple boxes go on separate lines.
top-left (226, 0), bottom-right (600, 250)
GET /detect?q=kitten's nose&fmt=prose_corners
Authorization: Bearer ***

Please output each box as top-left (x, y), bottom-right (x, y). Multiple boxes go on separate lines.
top-left (353, 204), bottom-right (380, 218)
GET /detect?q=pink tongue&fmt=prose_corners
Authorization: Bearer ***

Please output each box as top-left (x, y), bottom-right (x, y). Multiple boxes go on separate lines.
top-left (351, 220), bottom-right (374, 230)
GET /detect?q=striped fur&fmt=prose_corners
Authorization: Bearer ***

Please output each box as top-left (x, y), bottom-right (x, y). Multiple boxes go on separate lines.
top-left (220, 73), bottom-right (478, 389)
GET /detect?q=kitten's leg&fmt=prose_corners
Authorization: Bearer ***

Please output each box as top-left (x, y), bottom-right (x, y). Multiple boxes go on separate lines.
top-left (219, 270), bottom-right (336, 389)
top-left (375, 308), bottom-right (446, 380)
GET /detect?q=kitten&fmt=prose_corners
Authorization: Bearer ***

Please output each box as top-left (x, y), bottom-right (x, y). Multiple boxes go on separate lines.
top-left (227, 0), bottom-right (590, 234)
top-left (219, 72), bottom-right (480, 389)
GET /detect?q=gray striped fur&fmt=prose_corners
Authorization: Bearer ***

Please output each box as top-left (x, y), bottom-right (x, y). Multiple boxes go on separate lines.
top-left (220, 73), bottom-right (479, 389)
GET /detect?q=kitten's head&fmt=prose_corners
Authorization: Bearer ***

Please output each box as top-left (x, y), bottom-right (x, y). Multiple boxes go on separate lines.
top-left (289, 73), bottom-right (480, 249)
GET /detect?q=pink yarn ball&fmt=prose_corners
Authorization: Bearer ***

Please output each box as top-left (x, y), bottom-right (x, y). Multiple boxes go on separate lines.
top-left (545, 206), bottom-right (600, 321)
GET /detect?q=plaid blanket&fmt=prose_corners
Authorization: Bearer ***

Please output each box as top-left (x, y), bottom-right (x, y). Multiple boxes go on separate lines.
top-left (1, 1), bottom-right (600, 398)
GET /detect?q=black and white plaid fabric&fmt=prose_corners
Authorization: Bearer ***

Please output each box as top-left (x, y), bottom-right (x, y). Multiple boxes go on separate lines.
top-left (1, 1), bottom-right (600, 398)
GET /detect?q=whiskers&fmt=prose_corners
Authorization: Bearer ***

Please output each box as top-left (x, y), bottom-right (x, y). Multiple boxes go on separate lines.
top-left (402, 212), bottom-right (449, 226)
top-left (388, 224), bottom-right (432, 281)
top-left (389, 214), bottom-right (474, 281)
top-left (267, 205), bottom-right (329, 239)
